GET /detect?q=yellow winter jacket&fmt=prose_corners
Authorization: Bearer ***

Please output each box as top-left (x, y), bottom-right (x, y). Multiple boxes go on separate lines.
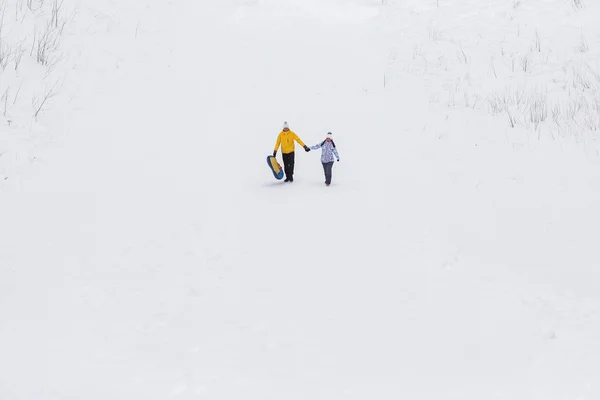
top-left (274, 130), bottom-right (306, 154)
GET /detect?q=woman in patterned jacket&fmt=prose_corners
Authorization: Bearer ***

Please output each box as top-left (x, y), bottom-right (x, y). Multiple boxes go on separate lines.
top-left (310, 132), bottom-right (340, 187)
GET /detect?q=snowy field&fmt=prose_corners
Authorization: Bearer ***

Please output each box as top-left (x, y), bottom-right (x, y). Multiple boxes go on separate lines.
top-left (1, 0), bottom-right (600, 399)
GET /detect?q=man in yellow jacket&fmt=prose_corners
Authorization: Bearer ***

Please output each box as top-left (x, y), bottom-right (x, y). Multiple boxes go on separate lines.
top-left (273, 121), bottom-right (310, 182)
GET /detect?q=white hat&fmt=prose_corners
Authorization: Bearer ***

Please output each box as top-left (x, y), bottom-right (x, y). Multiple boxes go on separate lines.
top-left (283, 121), bottom-right (289, 129)
top-left (326, 131), bottom-right (333, 138)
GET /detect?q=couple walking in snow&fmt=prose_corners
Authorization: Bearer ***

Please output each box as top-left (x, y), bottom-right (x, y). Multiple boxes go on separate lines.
top-left (272, 122), bottom-right (340, 186)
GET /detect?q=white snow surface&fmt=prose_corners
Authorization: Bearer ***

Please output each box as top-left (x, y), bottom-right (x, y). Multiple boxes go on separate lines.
top-left (2, 0), bottom-right (600, 399)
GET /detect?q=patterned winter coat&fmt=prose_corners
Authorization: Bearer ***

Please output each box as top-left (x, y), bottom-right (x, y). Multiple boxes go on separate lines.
top-left (310, 139), bottom-right (339, 163)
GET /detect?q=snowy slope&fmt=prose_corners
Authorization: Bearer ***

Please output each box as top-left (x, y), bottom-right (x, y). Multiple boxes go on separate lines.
top-left (1, 0), bottom-right (600, 399)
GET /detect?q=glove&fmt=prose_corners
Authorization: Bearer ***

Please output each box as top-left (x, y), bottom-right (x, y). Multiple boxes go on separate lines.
top-left (273, 150), bottom-right (277, 157)
top-left (304, 145), bottom-right (310, 152)
top-left (337, 159), bottom-right (340, 162)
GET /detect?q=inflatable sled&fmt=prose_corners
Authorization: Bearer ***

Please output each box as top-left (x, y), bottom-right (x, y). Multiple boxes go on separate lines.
top-left (267, 155), bottom-right (284, 180)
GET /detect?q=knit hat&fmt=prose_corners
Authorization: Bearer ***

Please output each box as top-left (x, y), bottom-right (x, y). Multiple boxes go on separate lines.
top-left (326, 132), bottom-right (333, 139)
top-left (283, 121), bottom-right (289, 129)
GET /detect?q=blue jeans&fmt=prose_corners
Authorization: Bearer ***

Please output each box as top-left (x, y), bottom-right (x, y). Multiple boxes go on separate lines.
top-left (322, 161), bottom-right (334, 184)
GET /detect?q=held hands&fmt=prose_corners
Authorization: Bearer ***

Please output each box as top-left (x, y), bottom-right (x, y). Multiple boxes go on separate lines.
top-left (304, 145), bottom-right (310, 152)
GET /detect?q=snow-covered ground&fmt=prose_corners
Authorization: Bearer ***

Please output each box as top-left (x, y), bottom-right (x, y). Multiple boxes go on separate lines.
top-left (2, 0), bottom-right (600, 399)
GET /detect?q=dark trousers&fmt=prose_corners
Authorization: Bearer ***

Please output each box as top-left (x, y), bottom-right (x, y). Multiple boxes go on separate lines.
top-left (322, 161), bottom-right (334, 184)
top-left (282, 152), bottom-right (295, 180)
